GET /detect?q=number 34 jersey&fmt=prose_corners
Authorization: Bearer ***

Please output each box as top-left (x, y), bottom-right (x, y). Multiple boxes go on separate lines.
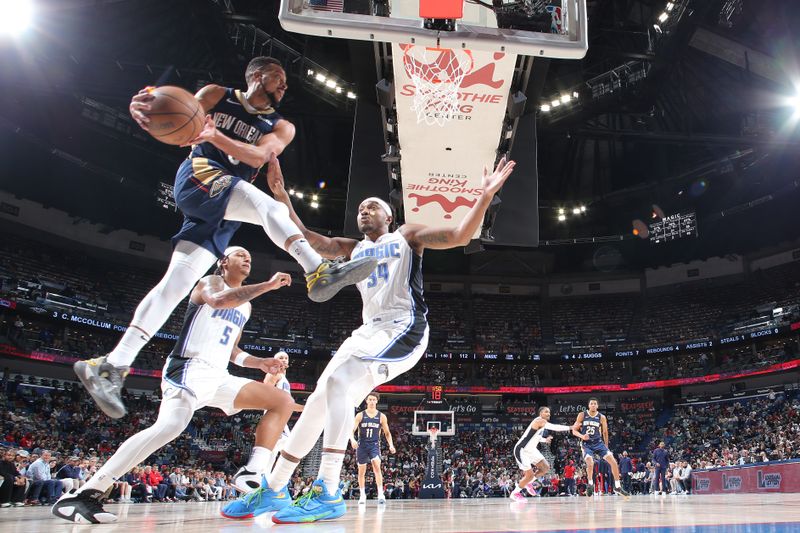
top-left (168, 282), bottom-right (251, 370)
top-left (350, 231), bottom-right (428, 326)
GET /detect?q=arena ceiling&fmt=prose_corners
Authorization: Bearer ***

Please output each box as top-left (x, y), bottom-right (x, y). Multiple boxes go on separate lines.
top-left (0, 0), bottom-right (798, 275)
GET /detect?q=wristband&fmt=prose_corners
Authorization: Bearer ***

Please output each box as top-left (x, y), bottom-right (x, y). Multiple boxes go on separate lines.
top-left (233, 352), bottom-right (250, 367)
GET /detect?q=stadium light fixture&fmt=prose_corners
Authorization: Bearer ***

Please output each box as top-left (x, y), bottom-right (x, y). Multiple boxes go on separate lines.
top-left (666, 2), bottom-right (675, 12)
top-left (315, 73), bottom-right (326, 83)
top-left (557, 214), bottom-right (567, 222)
top-left (347, 91), bottom-right (357, 99)
top-left (296, 192), bottom-right (304, 199)
top-left (551, 99), bottom-right (561, 108)
top-left (312, 194), bottom-right (318, 201)
top-left (310, 201), bottom-right (319, 209)
top-left (540, 104), bottom-right (551, 112)
top-left (288, 188), bottom-right (296, 196)
top-left (558, 208), bottom-right (566, 215)
top-left (307, 69), bottom-right (314, 76)
top-left (325, 79), bottom-right (336, 89)
top-left (580, 205), bottom-right (586, 213)
top-left (572, 207), bottom-right (581, 215)
top-left (658, 12), bottom-right (669, 23)
top-left (561, 94), bottom-right (571, 104)
top-left (0, 0), bottom-right (33, 36)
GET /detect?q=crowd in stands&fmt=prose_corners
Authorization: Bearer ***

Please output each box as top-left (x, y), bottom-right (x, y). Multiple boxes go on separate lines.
top-left (3, 230), bottom-right (800, 362)
top-left (2, 367), bottom-right (799, 507)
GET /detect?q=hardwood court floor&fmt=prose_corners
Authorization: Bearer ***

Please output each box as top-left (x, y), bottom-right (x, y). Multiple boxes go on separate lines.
top-left (3, 493), bottom-right (799, 533)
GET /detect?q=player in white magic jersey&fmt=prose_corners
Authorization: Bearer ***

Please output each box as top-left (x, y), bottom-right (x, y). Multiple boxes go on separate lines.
top-left (220, 153), bottom-right (515, 524)
top-left (53, 247), bottom-right (296, 524)
top-left (232, 350), bottom-right (305, 494)
top-left (510, 406), bottom-right (587, 502)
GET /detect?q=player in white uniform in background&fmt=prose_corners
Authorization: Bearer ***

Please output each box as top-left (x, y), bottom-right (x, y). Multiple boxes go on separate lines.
top-left (510, 406), bottom-right (586, 502)
top-left (222, 153), bottom-right (515, 524)
top-left (53, 247), bottom-right (295, 524)
top-left (231, 350), bottom-right (304, 495)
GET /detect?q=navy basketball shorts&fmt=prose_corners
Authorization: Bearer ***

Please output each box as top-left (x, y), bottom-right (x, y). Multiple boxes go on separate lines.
top-left (171, 157), bottom-right (244, 257)
top-left (357, 442), bottom-right (381, 465)
top-left (582, 440), bottom-right (611, 459)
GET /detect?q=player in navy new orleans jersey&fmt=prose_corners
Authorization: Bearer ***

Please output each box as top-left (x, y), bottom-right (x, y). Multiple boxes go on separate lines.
top-left (573, 398), bottom-right (630, 497)
top-left (76, 57), bottom-right (376, 421)
top-left (351, 391), bottom-right (395, 504)
top-left (54, 247), bottom-right (295, 524)
top-left (224, 153), bottom-right (515, 524)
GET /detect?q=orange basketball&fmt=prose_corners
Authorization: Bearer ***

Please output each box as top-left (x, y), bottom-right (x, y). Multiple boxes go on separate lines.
top-left (143, 86), bottom-right (205, 146)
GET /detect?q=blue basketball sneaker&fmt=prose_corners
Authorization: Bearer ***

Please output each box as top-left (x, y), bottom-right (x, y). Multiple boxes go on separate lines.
top-left (272, 479), bottom-right (346, 524)
top-left (220, 482), bottom-right (292, 519)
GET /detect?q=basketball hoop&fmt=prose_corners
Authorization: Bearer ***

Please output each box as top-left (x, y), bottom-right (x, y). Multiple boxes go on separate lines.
top-left (427, 426), bottom-right (440, 446)
top-left (401, 44), bottom-right (473, 127)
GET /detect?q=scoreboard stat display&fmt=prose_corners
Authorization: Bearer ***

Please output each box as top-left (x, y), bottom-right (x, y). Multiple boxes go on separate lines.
top-left (649, 212), bottom-right (697, 243)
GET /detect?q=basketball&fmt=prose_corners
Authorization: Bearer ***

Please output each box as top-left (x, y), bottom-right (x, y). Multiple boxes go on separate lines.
top-left (143, 86), bottom-right (205, 146)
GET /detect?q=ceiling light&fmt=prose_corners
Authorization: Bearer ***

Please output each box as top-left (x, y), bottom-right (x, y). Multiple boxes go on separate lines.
top-left (310, 201), bottom-right (319, 209)
top-left (572, 207), bottom-right (581, 215)
top-left (558, 208), bottom-right (565, 215)
top-left (325, 79), bottom-right (336, 89)
top-left (296, 192), bottom-right (304, 199)
top-left (666, 2), bottom-right (675, 12)
top-left (335, 87), bottom-right (342, 93)
top-left (653, 24), bottom-right (663, 33)
top-left (572, 91), bottom-right (579, 98)
top-left (347, 91), bottom-right (357, 99)
top-left (540, 104), bottom-right (551, 112)
top-left (557, 214), bottom-right (566, 222)
top-left (580, 205), bottom-right (586, 212)
top-left (551, 99), bottom-right (561, 108)
top-left (288, 189), bottom-right (296, 196)
top-left (315, 73), bottom-right (326, 83)
top-left (561, 94), bottom-right (571, 104)
top-left (0, 0), bottom-right (33, 36)
top-left (307, 69), bottom-right (314, 76)
top-left (658, 12), bottom-right (669, 23)
top-left (312, 194), bottom-right (318, 201)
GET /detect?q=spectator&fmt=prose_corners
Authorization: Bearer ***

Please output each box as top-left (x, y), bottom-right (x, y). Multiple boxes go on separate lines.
top-left (0, 448), bottom-right (26, 507)
top-left (25, 450), bottom-right (61, 504)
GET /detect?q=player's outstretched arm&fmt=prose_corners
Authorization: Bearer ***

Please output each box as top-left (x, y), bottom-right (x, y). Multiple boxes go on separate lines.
top-left (601, 414), bottom-right (610, 447)
top-left (267, 154), bottom-right (359, 259)
top-left (381, 413), bottom-right (396, 454)
top-left (400, 157), bottom-right (515, 253)
top-left (192, 272), bottom-right (292, 310)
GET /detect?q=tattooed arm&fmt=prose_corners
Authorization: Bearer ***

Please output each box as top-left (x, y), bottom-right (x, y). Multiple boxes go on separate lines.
top-left (400, 157), bottom-right (516, 253)
top-left (265, 154), bottom-right (358, 259)
top-left (190, 272), bottom-right (292, 309)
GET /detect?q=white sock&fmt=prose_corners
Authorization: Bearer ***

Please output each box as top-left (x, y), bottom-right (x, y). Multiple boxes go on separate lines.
top-left (288, 238), bottom-right (323, 273)
top-left (267, 456), bottom-right (298, 491)
top-left (318, 452), bottom-right (344, 495)
top-left (588, 479), bottom-right (594, 486)
top-left (106, 328), bottom-right (149, 367)
top-left (245, 446), bottom-right (273, 475)
top-left (615, 480), bottom-right (621, 488)
top-left (359, 488), bottom-right (366, 497)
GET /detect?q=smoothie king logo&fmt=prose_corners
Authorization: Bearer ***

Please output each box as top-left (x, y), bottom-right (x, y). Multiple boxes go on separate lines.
top-left (406, 173), bottom-right (483, 219)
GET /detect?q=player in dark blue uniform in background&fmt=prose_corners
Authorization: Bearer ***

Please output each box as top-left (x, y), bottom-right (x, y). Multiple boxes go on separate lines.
top-left (75, 57), bottom-right (376, 421)
top-left (573, 397), bottom-right (630, 497)
top-left (350, 391), bottom-right (395, 504)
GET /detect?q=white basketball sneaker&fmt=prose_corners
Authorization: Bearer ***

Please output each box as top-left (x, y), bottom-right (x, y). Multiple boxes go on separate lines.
top-left (232, 467), bottom-right (262, 494)
top-left (377, 493), bottom-right (386, 504)
top-left (358, 491), bottom-right (367, 504)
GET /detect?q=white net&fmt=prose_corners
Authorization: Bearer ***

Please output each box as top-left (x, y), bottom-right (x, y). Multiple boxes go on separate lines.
top-left (401, 45), bottom-right (473, 126)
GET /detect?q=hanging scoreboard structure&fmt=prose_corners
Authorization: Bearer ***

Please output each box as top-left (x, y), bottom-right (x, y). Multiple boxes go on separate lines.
top-left (649, 212), bottom-right (698, 244)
